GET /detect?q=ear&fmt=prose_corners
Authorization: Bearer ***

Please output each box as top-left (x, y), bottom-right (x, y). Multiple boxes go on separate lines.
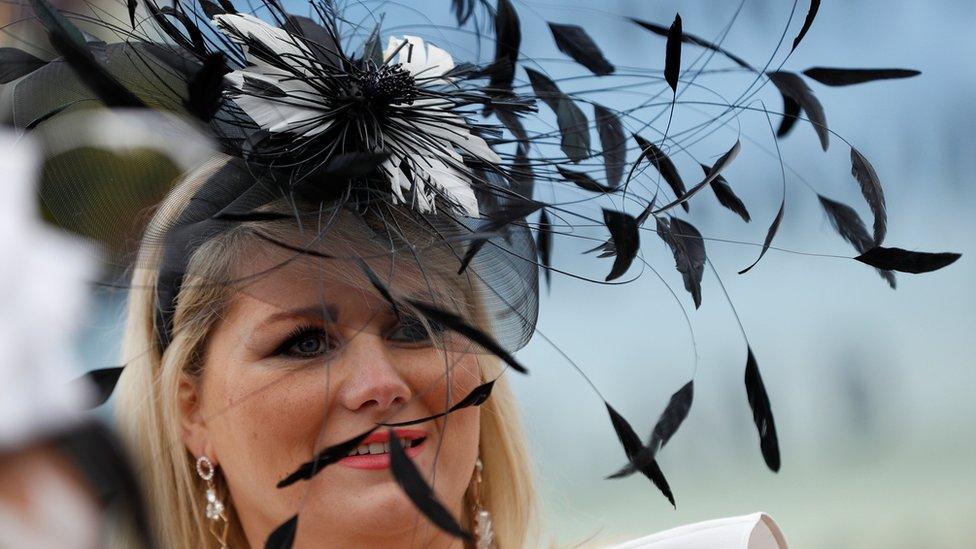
top-left (178, 375), bottom-right (215, 463)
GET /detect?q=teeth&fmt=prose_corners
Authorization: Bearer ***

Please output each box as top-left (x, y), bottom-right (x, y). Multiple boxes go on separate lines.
top-left (346, 437), bottom-right (422, 457)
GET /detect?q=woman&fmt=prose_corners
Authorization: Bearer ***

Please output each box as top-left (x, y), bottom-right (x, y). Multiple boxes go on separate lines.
top-left (112, 156), bottom-right (536, 547)
top-left (6, 0), bottom-right (959, 547)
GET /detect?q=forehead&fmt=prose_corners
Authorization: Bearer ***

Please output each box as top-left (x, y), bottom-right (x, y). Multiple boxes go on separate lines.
top-left (223, 236), bottom-right (466, 319)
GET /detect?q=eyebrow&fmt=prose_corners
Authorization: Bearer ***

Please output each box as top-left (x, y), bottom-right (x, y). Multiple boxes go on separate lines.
top-left (255, 304), bottom-right (339, 331)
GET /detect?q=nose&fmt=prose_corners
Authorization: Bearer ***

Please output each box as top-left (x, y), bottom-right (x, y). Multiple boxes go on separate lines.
top-left (337, 333), bottom-right (410, 413)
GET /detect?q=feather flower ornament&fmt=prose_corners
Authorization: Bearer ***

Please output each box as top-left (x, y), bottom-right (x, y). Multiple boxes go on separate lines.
top-left (213, 14), bottom-right (499, 217)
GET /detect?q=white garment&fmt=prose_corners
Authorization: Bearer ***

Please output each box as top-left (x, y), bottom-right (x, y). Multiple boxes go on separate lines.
top-left (611, 512), bottom-right (788, 549)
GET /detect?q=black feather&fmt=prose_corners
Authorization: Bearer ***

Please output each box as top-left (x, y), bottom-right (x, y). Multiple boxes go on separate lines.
top-left (558, 166), bottom-right (615, 193)
top-left (802, 67), bottom-right (921, 87)
top-left (381, 380), bottom-right (495, 427)
top-left (321, 152), bottom-right (391, 179)
top-left (499, 109), bottom-right (529, 153)
top-left (653, 140), bottom-right (740, 213)
top-left (548, 23), bottom-right (614, 76)
top-left (72, 366), bottom-right (123, 409)
top-left (632, 134), bottom-right (688, 211)
top-left (854, 247), bottom-right (961, 274)
top-left (631, 18), bottom-right (754, 72)
top-left (608, 381), bottom-right (693, 483)
top-left (792, 0), bottom-right (821, 51)
top-left (602, 209), bottom-right (639, 281)
top-left (604, 403), bottom-right (675, 506)
top-left (0, 47), bottom-right (47, 83)
top-left (594, 104), bottom-right (626, 188)
top-left (657, 217), bottom-right (706, 308)
top-left (457, 200), bottom-right (542, 274)
top-left (355, 259), bottom-right (401, 319)
top-left (127, 0), bottom-right (137, 28)
top-left (776, 95), bottom-right (801, 138)
top-left (606, 403), bottom-right (642, 459)
top-left (184, 52), bottom-right (227, 121)
top-left (648, 380), bottom-right (694, 454)
top-left (30, 0), bottom-right (146, 108)
top-left (701, 163), bottom-right (750, 222)
top-left (489, 0), bottom-right (521, 92)
top-left (738, 197), bottom-right (784, 274)
top-left (451, 0), bottom-right (486, 27)
top-left (198, 0), bottom-right (226, 18)
top-left (285, 15), bottom-right (343, 69)
top-left (389, 432), bottom-right (471, 540)
top-left (538, 209), bottom-right (553, 288)
top-left (768, 71), bottom-right (828, 151)
top-left (525, 68), bottom-right (590, 162)
top-left (511, 146), bottom-right (533, 201)
top-left (664, 13), bottom-right (682, 93)
top-left (818, 194), bottom-right (895, 288)
top-left (265, 515), bottom-right (298, 549)
top-left (849, 147), bottom-right (887, 245)
top-left (277, 429), bottom-right (376, 487)
top-left (745, 348), bottom-right (780, 472)
top-left (407, 300), bottom-right (528, 374)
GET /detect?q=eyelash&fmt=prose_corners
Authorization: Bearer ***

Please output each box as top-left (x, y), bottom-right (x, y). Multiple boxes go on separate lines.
top-left (275, 325), bottom-right (334, 359)
top-left (273, 317), bottom-right (445, 359)
top-left (386, 316), bottom-right (445, 345)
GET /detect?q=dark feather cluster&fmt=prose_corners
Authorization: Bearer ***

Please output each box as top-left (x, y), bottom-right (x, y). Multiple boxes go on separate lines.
top-left (4, 0), bottom-right (964, 545)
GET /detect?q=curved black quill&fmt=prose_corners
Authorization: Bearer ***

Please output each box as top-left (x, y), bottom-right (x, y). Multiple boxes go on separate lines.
top-left (388, 432), bottom-right (471, 540)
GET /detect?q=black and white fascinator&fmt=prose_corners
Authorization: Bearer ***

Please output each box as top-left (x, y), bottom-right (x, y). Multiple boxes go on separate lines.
top-left (2, 0), bottom-right (961, 544)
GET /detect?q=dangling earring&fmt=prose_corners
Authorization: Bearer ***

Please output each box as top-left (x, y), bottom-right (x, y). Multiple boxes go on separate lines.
top-left (471, 458), bottom-right (495, 549)
top-left (196, 456), bottom-right (229, 548)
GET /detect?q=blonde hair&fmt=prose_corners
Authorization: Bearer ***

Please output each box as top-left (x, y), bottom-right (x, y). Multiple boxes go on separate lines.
top-left (112, 156), bottom-right (537, 547)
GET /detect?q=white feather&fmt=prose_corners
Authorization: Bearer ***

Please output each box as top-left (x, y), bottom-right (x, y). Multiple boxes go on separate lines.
top-left (212, 17), bottom-right (489, 217)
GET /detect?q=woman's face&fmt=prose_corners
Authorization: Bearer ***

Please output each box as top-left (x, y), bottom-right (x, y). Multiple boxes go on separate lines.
top-left (179, 247), bottom-right (483, 548)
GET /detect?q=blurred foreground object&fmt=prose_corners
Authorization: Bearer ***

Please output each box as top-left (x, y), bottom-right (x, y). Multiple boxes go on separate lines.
top-left (612, 512), bottom-right (787, 549)
top-left (0, 131), bottom-right (153, 548)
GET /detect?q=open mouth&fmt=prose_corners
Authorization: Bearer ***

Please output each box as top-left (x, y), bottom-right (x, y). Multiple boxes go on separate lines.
top-left (338, 429), bottom-right (428, 470)
top-left (346, 436), bottom-right (425, 457)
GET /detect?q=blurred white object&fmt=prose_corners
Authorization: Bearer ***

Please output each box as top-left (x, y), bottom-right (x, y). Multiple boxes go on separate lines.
top-left (0, 131), bottom-right (101, 547)
top-left (611, 512), bottom-right (788, 549)
top-left (0, 130), bottom-right (95, 448)
top-left (33, 108), bottom-right (217, 171)
top-left (0, 451), bottom-right (100, 548)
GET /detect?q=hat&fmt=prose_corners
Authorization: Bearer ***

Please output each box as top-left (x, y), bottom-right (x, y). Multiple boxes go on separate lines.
top-left (3, 0), bottom-right (960, 543)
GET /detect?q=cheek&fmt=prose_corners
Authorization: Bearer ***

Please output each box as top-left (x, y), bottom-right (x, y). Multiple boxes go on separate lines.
top-left (403, 347), bottom-right (484, 426)
top-left (414, 351), bottom-right (483, 493)
top-left (203, 364), bottom-right (332, 507)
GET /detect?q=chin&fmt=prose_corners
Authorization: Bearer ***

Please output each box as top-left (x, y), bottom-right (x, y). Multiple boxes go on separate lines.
top-left (303, 477), bottom-right (455, 537)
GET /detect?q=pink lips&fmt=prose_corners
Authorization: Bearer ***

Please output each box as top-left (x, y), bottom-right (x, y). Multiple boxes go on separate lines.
top-left (338, 428), bottom-right (427, 470)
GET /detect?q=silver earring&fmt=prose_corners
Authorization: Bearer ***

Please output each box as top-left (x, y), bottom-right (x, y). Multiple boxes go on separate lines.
top-left (196, 456), bottom-right (229, 547)
top-left (471, 458), bottom-right (495, 549)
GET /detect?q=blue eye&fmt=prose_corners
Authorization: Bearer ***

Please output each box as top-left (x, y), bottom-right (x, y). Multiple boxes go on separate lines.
top-left (277, 327), bottom-right (334, 358)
